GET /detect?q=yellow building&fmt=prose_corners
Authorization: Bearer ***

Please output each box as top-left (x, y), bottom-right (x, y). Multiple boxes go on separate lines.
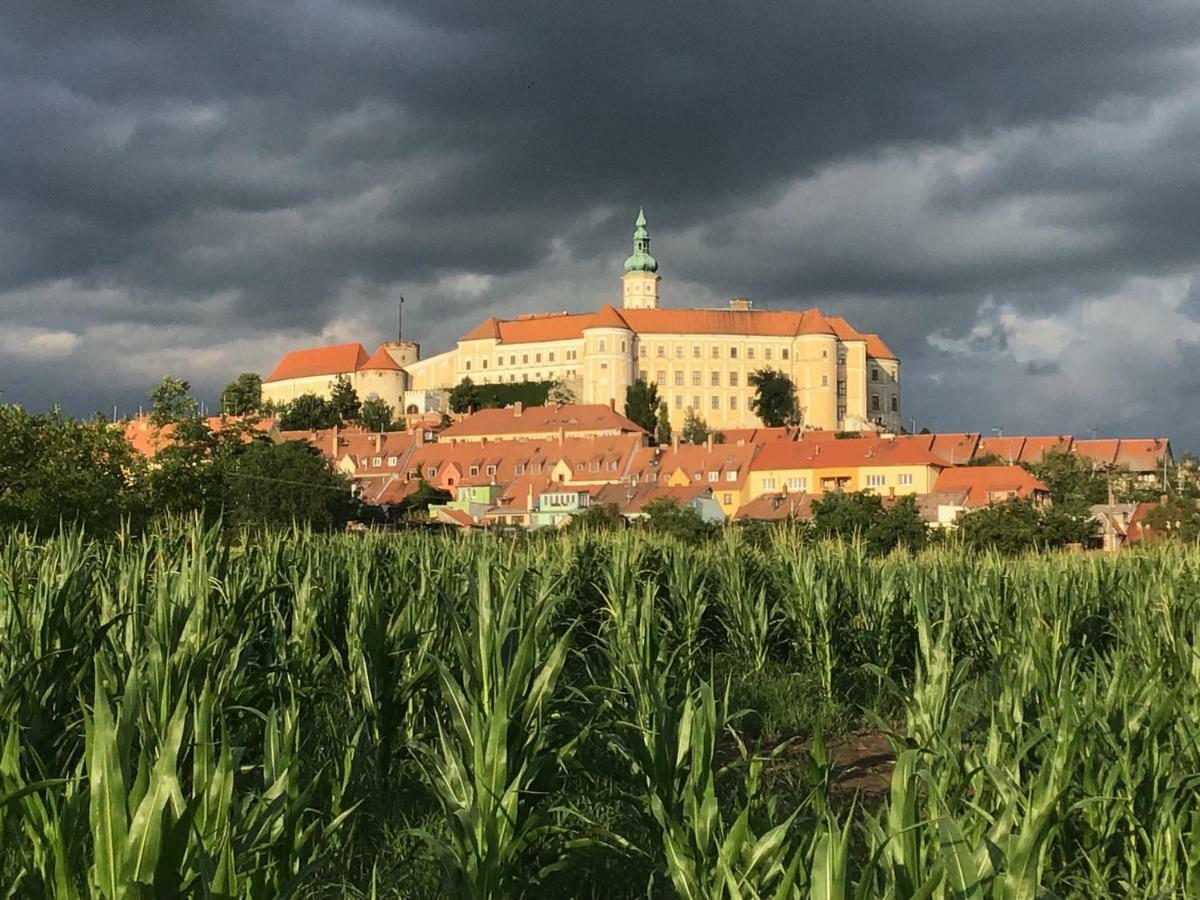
top-left (747, 437), bottom-right (943, 502)
top-left (408, 210), bottom-right (901, 432)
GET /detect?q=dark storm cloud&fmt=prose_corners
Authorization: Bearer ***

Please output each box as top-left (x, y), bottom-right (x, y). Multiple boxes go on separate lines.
top-left (2, 1), bottom-right (1200, 446)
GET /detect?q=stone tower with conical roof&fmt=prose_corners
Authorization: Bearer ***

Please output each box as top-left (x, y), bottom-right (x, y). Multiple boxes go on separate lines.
top-left (621, 208), bottom-right (661, 309)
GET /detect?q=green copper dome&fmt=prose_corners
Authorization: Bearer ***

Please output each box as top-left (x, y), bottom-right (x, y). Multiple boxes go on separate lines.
top-left (623, 207), bottom-right (659, 273)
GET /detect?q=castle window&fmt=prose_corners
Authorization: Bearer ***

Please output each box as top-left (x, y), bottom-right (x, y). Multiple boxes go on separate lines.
top-left (837, 380), bottom-right (846, 397)
top-left (657, 345), bottom-right (666, 358)
top-left (730, 347), bottom-right (738, 359)
top-left (483, 359), bottom-right (488, 368)
top-left (510, 355), bottom-right (516, 365)
top-left (822, 350), bottom-right (828, 358)
top-left (871, 394), bottom-right (880, 411)
top-left (838, 406), bottom-right (846, 419)
top-left (674, 371), bottom-right (683, 386)
top-left (821, 375), bottom-right (829, 387)
top-left (729, 396), bottom-right (738, 410)
top-left (640, 345), bottom-right (647, 358)
top-left (711, 395), bottom-right (719, 410)
top-left (675, 345), bottom-right (683, 358)
top-left (891, 396), bottom-right (898, 412)
top-left (764, 348), bottom-right (772, 360)
top-left (621, 340), bottom-right (627, 352)
top-left (510, 375), bottom-right (516, 382)
top-left (693, 371), bottom-right (701, 386)
top-left (465, 361), bottom-right (471, 371)
top-left (598, 339), bottom-right (606, 352)
top-left (536, 353), bottom-right (542, 363)
top-left (600, 362), bottom-right (608, 370)
top-left (692, 396), bottom-right (700, 409)
top-left (838, 351), bottom-right (846, 365)
top-left (639, 369), bottom-right (648, 382)
top-left (747, 347), bottom-right (755, 360)
top-left (729, 372), bottom-right (738, 387)
top-left (693, 345), bottom-right (701, 358)
top-left (523, 354), bottom-right (529, 364)
top-left (782, 349), bottom-right (789, 360)
top-left (871, 369), bottom-right (879, 381)
top-left (712, 346), bottom-right (720, 359)
top-left (674, 395), bottom-right (682, 409)
top-left (656, 370), bottom-right (665, 385)
top-left (548, 352), bottom-right (555, 362)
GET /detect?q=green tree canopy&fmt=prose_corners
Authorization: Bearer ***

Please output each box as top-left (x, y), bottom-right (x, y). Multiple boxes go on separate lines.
top-left (957, 498), bottom-right (1095, 553)
top-left (0, 405), bottom-right (145, 534)
top-left (278, 394), bottom-right (339, 431)
top-left (748, 369), bottom-right (800, 428)
top-left (359, 397), bottom-right (396, 433)
top-left (1025, 448), bottom-right (1108, 510)
top-left (220, 439), bottom-right (356, 531)
top-left (448, 377), bottom-right (481, 414)
top-left (640, 496), bottom-right (716, 542)
top-left (811, 491), bottom-right (884, 542)
top-left (149, 376), bottom-right (199, 426)
top-left (329, 374), bottom-right (361, 422)
top-left (624, 378), bottom-right (660, 434)
top-left (220, 372), bottom-right (263, 416)
top-left (867, 495), bottom-right (928, 554)
top-left (681, 408), bottom-right (711, 445)
top-left (655, 402), bottom-right (672, 445)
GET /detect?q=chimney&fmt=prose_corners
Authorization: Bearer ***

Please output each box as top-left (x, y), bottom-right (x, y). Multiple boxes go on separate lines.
top-left (672, 433), bottom-right (679, 452)
top-left (331, 424), bottom-right (339, 458)
top-left (558, 425), bottom-right (565, 446)
top-left (514, 401), bottom-right (523, 417)
top-left (371, 434), bottom-right (381, 453)
top-left (705, 434), bottom-right (713, 452)
top-left (609, 397), bottom-right (616, 412)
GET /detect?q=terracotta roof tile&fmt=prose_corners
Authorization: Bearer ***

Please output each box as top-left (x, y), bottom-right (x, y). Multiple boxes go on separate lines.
top-left (734, 492), bottom-right (816, 521)
top-left (264, 342), bottom-right (369, 383)
top-left (440, 403), bottom-right (646, 440)
top-left (749, 437), bottom-right (944, 471)
top-left (360, 346), bottom-right (404, 371)
top-left (932, 465), bottom-right (1048, 507)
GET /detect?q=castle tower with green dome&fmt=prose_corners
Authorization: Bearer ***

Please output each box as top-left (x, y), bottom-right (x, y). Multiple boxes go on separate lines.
top-left (621, 208), bottom-right (662, 309)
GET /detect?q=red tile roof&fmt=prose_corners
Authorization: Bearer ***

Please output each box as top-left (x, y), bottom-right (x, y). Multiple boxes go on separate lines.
top-left (360, 346), bottom-right (404, 371)
top-left (264, 342), bottom-right (369, 383)
top-left (627, 442), bottom-right (759, 488)
top-left (733, 492), bottom-right (816, 521)
top-left (749, 437), bottom-right (944, 472)
top-left (593, 482), bottom-right (714, 514)
top-left (1071, 439), bottom-right (1120, 466)
top-left (932, 465), bottom-right (1048, 507)
top-left (439, 403), bottom-right (646, 440)
top-left (720, 426), bottom-right (802, 444)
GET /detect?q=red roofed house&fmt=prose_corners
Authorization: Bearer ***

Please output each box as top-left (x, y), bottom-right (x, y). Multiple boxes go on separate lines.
top-left (931, 465), bottom-right (1050, 508)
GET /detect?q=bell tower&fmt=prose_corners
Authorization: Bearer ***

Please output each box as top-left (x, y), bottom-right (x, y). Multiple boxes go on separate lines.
top-left (621, 208), bottom-right (661, 309)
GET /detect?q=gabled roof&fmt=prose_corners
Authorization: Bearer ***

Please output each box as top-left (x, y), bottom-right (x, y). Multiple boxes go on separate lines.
top-left (360, 346), bottom-right (404, 371)
top-left (749, 437), bottom-right (944, 472)
top-left (932, 465), bottom-right (1048, 507)
top-left (462, 316), bottom-right (502, 341)
top-left (593, 482), bottom-right (714, 514)
top-left (626, 442), bottom-right (759, 487)
top-left (733, 492), bottom-right (816, 521)
top-left (587, 304), bottom-right (630, 330)
top-left (264, 342), bottom-right (369, 383)
top-left (1113, 438), bottom-right (1171, 472)
top-left (439, 403), bottom-right (646, 440)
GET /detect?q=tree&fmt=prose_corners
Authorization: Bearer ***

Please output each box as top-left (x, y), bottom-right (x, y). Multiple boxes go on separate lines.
top-left (359, 397), bottom-right (396, 433)
top-left (149, 375), bottom-right (199, 426)
top-left (1025, 449), bottom-right (1108, 509)
top-left (624, 378), bottom-right (660, 434)
top-left (811, 491), bottom-right (884, 543)
top-left (957, 499), bottom-right (1043, 554)
top-left (681, 408), bottom-right (711, 445)
top-left (220, 372), bottom-right (263, 416)
top-left (748, 369), bottom-right (800, 428)
top-left (547, 381), bottom-right (576, 405)
top-left (1144, 498), bottom-right (1200, 543)
top-left (141, 417), bottom-right (223, 519)
top-left (655, 402), bottom-right (672, 445)
top-left (329, 374), bottom-right (361, 422)
top-left (570, 502), bottom-right (625, 530)
top-left (278, 394), bottom-right (339, 431)
top-left (0, 404), bottom-right (145, 533)
top-left (448, 377), bottom-right (481, 414)
top-left (641, 497), bottom-right (716, 542)
top-left (867, 495), bottom-right (928, 554)
top-left (220, 440), bottom-right (356, 531)
top-left (388, 478), bottom-right (452, 519)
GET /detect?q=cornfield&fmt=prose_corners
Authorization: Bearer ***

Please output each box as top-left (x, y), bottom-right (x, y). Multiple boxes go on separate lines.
top-left (2, 519), bottom-right (1199, 897)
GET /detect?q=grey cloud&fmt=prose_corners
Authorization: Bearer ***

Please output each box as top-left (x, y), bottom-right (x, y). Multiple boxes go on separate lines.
top-left (2, 1), bottom-right (1200, 448)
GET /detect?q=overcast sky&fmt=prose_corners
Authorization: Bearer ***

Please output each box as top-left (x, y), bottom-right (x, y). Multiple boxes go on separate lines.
top-left (2, 1), bottom-right (1199, 448)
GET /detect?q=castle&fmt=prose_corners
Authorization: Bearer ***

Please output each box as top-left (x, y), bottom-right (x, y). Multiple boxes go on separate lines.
top-left (262, 210), bottom-right (901, 432)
